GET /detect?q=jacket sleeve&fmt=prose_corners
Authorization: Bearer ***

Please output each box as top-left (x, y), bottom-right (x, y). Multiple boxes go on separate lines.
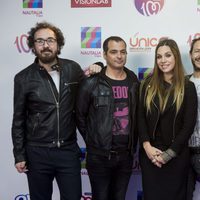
top-left (138, 81), bottom-right (151, 145)
top-left (76, 77), bottom-right (95, 141)
top-left (170, 81), bottom-right (197, 154)
top-left (11, 74), bottom-right (27, 164)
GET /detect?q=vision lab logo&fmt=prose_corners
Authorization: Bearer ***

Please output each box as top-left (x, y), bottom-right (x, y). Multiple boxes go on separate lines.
top-left (22, 0), bottom-right (43, 17)
top-left (80, 27), bottom-right (102, 57)
top-left (71, 0), bottom-right (111, 8)
top-left (138, 67), bottom-right (153, 81)
top-left (134, 0), bottom-right (164, 16)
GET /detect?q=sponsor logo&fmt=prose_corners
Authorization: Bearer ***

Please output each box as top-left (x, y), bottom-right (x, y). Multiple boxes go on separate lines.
top-left (15, 194), bottom-right (30, 200)
top-left (80, 147), bottom-right (86, 169)
top-left (134, 0), bottom-right (164, 16)
top-left (129, 33), bottom-right (168, 52)
top-left (81, 27), bottom-right (101, 48)
top-left (80, 147), bottom-right (88, 175)
top-left (197, 0), bottom-right (200, 13)
top-left (138, 67), bottom-right (153, 81)
top-left (14, 34), bottom-right (31, 54)
top-left (187, 33), bottom-right (200, 46)
top-left (71, 0), bottom-right (111, 8)
top-left (81, 27), bottom-right (102, 57)
top-left (22, 0), bottom-right (43, 17)
top-left (81, 192), bottom-right (92, 200)
top-left (23, 0), bottom-right (43, 8)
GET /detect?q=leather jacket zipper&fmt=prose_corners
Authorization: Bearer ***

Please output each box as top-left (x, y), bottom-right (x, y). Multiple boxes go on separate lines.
top-left (47, 79), bottom-right (60, 147)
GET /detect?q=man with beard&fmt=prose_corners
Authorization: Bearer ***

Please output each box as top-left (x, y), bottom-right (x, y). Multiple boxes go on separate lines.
top-left (11, 22), bottom-right (100, 200)
top-left (187, 37), bottom-right (200, 200)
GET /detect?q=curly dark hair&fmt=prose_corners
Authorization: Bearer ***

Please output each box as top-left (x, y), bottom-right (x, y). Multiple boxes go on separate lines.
top-left (27, 21), bottom-right (65, 55)
top-left (190, 37), bottom-right (200, 54)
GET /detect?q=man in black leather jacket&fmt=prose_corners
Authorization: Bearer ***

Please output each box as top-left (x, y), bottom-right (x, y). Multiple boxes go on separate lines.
top-left (11, 22), bottom-right (85, 200)
top-left (76, 36), bottom-right (139, 200)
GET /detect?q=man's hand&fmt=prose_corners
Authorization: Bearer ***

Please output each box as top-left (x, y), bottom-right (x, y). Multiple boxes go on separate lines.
top-left (84, 63), bottom-right (103, 77)
top-left (15, 161), bottom-right (28, 173)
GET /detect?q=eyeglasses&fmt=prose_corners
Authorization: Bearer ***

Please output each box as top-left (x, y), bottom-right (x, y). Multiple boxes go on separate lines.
top-left (34, 38), bottom-right (57, 46)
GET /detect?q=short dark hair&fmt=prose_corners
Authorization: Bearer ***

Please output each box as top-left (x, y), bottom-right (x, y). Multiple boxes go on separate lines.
top-left (27, 21), bottom-right (65, 55)
top-left (190, 37), bottom-right (200, 54)
top-left (103, 36), bottom-right (126, 54)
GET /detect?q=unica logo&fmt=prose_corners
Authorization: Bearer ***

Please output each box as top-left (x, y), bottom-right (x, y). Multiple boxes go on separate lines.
top-left (134, 0), bottom-right (164, 16)
top-left (129, 32), bottom-right (168, 52)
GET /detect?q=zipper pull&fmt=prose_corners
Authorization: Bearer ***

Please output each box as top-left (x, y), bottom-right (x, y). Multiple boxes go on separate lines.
top-left (57, 141), bottom-right (60, 148)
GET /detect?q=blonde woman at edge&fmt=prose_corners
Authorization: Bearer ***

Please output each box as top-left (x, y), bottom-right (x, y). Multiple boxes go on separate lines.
top-left (138, 39), bottom-right (197, 200)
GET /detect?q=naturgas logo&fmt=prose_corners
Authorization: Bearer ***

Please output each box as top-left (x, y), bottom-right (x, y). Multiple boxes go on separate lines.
top-left (22, 0), bottom-right (43, 17)
top-left (134, 0), bottom-right (164, 16)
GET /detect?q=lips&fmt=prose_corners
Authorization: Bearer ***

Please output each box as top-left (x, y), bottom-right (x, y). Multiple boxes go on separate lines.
top-left (42, 50), bottom-right (52, 53)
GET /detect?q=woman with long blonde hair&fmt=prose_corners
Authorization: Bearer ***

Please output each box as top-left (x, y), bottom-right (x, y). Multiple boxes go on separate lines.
top-left (139, 39), bottom-right (197, 200)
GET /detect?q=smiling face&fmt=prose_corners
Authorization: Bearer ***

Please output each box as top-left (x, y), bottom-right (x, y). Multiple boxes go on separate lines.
top-left (33, 28), bottom-right (59, 65)
top-left (156, 45), bottom-right (175, 77)
top-left (190, 40), bottom-right (200, 72)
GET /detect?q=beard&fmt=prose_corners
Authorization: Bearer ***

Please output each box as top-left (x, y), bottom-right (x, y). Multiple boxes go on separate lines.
top-left (35, 48), bottom-right (58, 64)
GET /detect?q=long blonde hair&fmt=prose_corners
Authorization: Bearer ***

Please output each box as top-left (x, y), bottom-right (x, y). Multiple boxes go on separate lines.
top-left (143, 39), bottom-right (185, 113)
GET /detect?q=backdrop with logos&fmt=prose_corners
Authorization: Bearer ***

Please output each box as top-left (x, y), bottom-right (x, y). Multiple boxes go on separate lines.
top-left (1, 0), bottom-right (200, 199)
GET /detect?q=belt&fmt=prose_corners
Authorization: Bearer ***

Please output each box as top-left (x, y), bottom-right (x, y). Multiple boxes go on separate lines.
top-left (190, 147), bottom-right (200, 154)
top-left (87, 147), bottom-right (130, 159)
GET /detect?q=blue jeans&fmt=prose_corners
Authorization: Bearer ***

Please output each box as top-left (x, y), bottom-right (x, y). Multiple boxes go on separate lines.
top-left (86, 152), bottom-right (133, 200)
top-left (26, 144), bottom-right (81, 200)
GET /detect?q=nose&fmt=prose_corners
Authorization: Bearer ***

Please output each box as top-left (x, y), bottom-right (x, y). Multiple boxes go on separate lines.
top-left (43, 40), bottom-right (49, 47)
top-left (161, 56), bottom-right (166, 62)
top-left (117, 52), bottom-right (122, 58)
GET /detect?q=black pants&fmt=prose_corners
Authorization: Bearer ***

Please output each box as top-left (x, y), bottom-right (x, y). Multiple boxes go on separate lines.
top-left (26, 144), bottom-right (81, 200)
top-left (187, 152), bottom-right (200, 200)
top-left (86, 152), bottom-right (133, 200)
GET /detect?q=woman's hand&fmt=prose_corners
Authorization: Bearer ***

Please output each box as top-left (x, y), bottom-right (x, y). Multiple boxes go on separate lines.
top-left (143, 141), bottom-right (163, 167)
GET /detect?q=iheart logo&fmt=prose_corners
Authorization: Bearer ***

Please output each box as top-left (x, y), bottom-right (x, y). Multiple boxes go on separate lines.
top-left (134, 0), bottom-right (164, 16)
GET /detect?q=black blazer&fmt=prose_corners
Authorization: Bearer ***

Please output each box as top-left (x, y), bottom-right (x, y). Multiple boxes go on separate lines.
top-left (138, 77), bottom-right (197, 154)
